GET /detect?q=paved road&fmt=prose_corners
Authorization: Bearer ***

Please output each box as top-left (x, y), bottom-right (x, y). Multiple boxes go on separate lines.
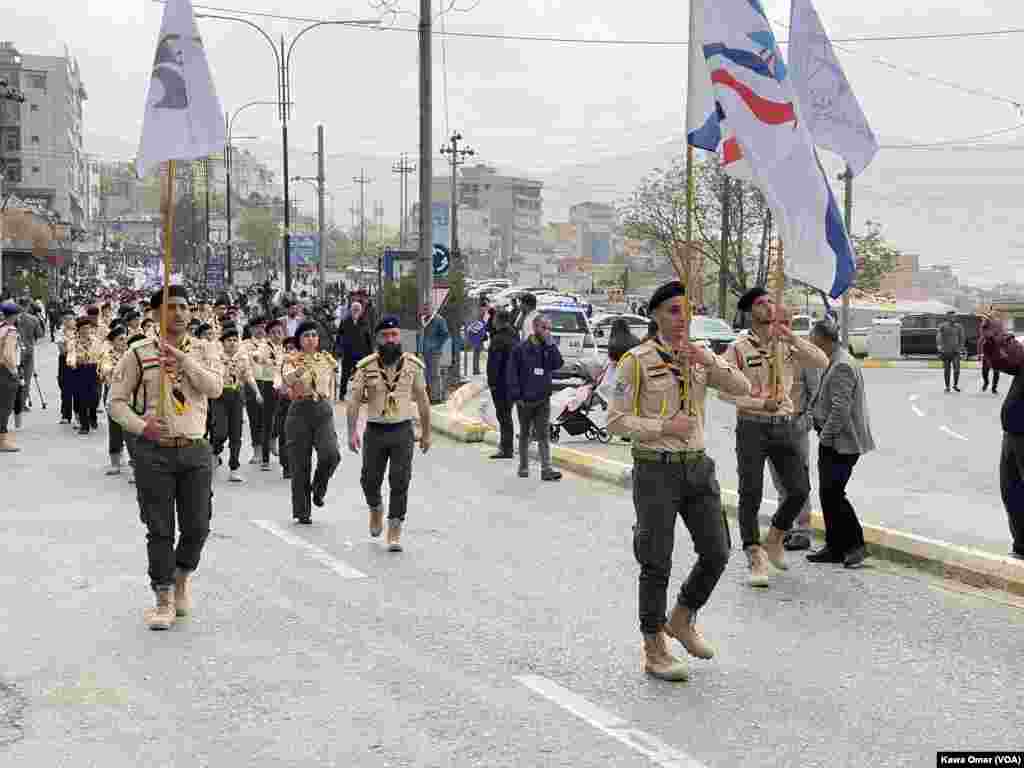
top-left (1, 344), bottom-right (1022, 766)
top-left (478, 365), bottom-right (1015, 556)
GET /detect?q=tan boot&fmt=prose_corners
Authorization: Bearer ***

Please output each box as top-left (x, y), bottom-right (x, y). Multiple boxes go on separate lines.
top-left (386, 519), bottom-right (403, 552)
top-left (665, 604), bottom-right (715, 659)
top-left (0, 433), bottom-right (19, 453)
top-left (746, 546), bottom-right (771, 588)
top-left (763, 526), bottom-right (789, 571)
top-left (641, 632), bottom-right (688, 681)
top-left (144, 589), bottom-right (176, 631)
top-left (369, 506), bottom-right (384, 538)
top-left (174, 569), bottom-right (192, 617)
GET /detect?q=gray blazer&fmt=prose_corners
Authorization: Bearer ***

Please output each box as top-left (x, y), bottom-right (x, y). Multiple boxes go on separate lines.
top-left (812, 348), bottom-right (875, 456)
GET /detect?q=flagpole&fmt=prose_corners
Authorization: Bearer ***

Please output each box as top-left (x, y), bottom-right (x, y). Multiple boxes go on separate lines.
top-left (158, 159), bottom-right (176, 419)
top-left (683, 143), bottom-right (695, 415)
top-left (840, 165), bottom-right (853, 347)
top-left (773, 235), bottom-right (785, 400)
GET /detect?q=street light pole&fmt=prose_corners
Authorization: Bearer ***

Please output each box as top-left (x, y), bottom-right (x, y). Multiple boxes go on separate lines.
top-left (418, 0), bottom-right (433, 315)
top-left (316, 124), bottom-right (326, 301)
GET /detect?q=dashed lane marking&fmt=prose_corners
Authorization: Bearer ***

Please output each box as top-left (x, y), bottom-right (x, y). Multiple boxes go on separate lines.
top-left (908, 394), bottom-right (920, 402)
top-left (911, 405), bottom-right (925, 417)
top-left (251, 520), bottom-right (368, 579)
top-left (516, 675), bottom-right (707, 768)
top-left (939, 425), bottom-right (969, 442)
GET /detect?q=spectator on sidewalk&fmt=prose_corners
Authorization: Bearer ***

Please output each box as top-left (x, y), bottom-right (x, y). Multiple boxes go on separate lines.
top-left (507, 313), bottom-right (564, 481)
top-left (467, 304), bottom-right (489, 377)
top-left (807, 319), bottom-right (875, 569)
top-left (937, 310), bottom-right (965, 393)
top-left (418, 302), bottom-right (449, 404)
top-left (335, 301), bottom-right (373, 400)
top-left (16, 298), bottom-right (44, 411)
top-left (514, 293), bottom-right (538, 340)
top-left (486, 310), bottom-right (517, 460)
top-left (979, 315), bottom-right (1024, 560)
top-left (980, 331), bottom-right (1000, 395)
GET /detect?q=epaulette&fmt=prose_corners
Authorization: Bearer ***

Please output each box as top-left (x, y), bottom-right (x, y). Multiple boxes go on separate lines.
top-left (356, 353), bottom-right (379, 369)
top-left (402, 352), bottom-right (425, 369)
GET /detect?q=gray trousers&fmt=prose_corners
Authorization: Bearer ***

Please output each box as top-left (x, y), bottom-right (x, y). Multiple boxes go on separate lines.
top-left (632, 456), bottom-right (730, 635)
top-left (285, 400), bottom-right (341, 521)
top-left (736, 418), bottom-right (810, 548)
top-left (517, 399), bottom-right (552, 472)
top-left (19, 353), bottom-right (34, 408)
top-left (133, 439), bottom-right (213, 591)
top-left (0, 369), bottom-right (17, 432)
top-left (768, 424), bottom-right (812, 531)
top-left (360, 421), bottom-right (415, 521)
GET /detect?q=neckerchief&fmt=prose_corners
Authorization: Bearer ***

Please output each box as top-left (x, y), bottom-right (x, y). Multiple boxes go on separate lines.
top-left (652, 339), bottom-right (690, 412)
top-left (168, 336), bottom-right (192, 415)
top-left (380, 357), bottom-right (405, 417)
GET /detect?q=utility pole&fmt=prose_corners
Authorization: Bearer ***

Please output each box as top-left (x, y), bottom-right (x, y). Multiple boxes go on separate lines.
top-left (418, 0), bottom-right (433, 317)
top-left (224, 112), bottom-right (233, 287)
top-left (316, 124), bottom-right (326, 301)
top-left (352, 169), bottom-right (372, 283)
top-left (440, 132), bottom-right (474, 382)
top-left (840, 166), bottom-right (853, 346)
top-left (392, 153), bottom-right (416, 248)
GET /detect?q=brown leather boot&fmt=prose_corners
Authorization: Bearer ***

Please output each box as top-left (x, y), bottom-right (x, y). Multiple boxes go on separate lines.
top-left (144, 589), bottom-right (176, 631)
top-left (386, 519), bottom-right (403, 552)
top-left (0, 433), bottom-right (20, 453)
top-left (763, 526), bottom-right (789, 571)
top-left (641, 632), bottom-right (688, 681)
top-left (174, 569), bottom-right (192, 617)
top-left (746, 546), bottom-right (771, 588)
top-left (369, 506), bottom-right (384, 538)
top-left (665, 604), bottom-right (715, 659)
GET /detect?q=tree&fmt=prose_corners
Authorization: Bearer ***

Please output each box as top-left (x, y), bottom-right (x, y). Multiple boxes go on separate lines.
top-left (238, 206), bottom-right (278, 269)
top-left (850, 220), bottom-right (901, 293)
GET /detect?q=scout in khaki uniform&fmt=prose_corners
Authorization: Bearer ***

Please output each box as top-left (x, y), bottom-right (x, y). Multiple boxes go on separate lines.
top-left (211, 326), bottom-right (261, 483)
top-left (280, 320), bottom-right (340, 524)
top-left (0, 302), bottom-right (21, 452)
top-left (251, 319), bottom-right (285, 470)
top-left (608, 281), bottom-right (751, 682)
top-left (242, 317), bottom-right (267, 464)
top-left (110, 286), bottom-right (224, 631)
top-left (722, 287), bottom-right (829, 588)
top-left (346, 316), bottom-right (432, 552)
top-left (99, 323), bottom-right (130, 475)
top-left (68, 317), bottom-right (102, 435)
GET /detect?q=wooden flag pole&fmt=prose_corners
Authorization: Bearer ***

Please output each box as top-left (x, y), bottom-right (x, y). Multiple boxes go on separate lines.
top-left (772, 235), bottom-right (785, 400)
top-left (158, 159), bottom-right (177, 419)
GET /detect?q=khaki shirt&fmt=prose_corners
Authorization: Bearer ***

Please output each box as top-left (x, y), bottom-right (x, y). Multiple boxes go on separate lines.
top-left (250, 340), bottom-right (283, 382)
top-left (0, 322), bottom-right (17, 374)
top-left (608, 339), bottom-right (751, 452)
top-left (67, 333), bottom-right (102, 368)
top-left (221, 349), bottom-right (254, 392)
top-left (348, 352), bottom-right (427, 424)
top-left (98, 346), bottom-right (128, 383)
top-left (110, 336), bottom-right (224, 439)
top-left (721, 331), bottom-right (828, 417)
top-left (281, 351), bottom-right (337, 401)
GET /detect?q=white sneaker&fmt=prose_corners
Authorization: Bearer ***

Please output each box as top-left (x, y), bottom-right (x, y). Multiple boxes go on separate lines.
top-left (229, 469), bottom-right (244, 483)
top-left (248, 451), bottom-right (261, 465)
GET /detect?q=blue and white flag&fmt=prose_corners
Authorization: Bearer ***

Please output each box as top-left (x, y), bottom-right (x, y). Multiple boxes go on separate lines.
top-left (788, 0), bottom-right (878, 176)
top-left (699, 0), bottom-right (856, 298)
top-left (136, 0), bottom-right (226, 177)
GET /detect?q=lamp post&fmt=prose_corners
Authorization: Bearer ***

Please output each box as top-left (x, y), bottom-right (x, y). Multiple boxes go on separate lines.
top-left (225, 100), bottom-right (275, 287)
top-left (195, 13), bottom-right (380, 296)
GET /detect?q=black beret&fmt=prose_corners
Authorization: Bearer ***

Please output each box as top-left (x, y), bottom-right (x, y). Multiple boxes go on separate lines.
top-left (647, 281), bottom-right (686, 314)
top-left (195, 323), bottom-right (212, 337)
top-left (221, 327), bottom-right (240, 341)
top-left (150, 285), bottom-right (189, 310)
top-left (248, 316), bottom-right (266, 327)
top-left (86, 306), bottom-right (100, 316)
top-left (737, 286), bottom-right (769, 313)
top-left (374, 315), bottom-right (400, 334)
top-left (107, 324), bottom-right (127, 342)
top-left (118, 305), bottom-right (131, 317)
top-left (75, 316), bottom-right (93, 329)
top-left (294, 320), bottom-right (320, 340)
top-left (214, 296), bottom-right (229, 307)
top-left (122, 309), bottom-right (141, 322)
top-left (141, 317), bottom-right (154, 327)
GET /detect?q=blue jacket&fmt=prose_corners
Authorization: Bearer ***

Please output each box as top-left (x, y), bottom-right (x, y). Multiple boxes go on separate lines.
top-left (507, 335), bottom-right (564, 403)
top-left (418, 315), bottom-right (450, 356)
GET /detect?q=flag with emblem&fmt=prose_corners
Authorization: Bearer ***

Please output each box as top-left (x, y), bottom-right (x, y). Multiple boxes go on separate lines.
top-left (136, 0), bottom-right (226, 176)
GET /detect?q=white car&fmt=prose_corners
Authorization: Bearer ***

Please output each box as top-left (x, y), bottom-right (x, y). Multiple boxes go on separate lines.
top-left (591, 314), bottom-right (651, 351)
top-left (537, 305), bottom-right (599, 364)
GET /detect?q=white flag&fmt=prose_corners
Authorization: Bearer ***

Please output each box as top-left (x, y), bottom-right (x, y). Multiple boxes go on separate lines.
top-left (788, 0), bottom-right (878, 176)
top-left (136, 0), bottom-right (226, 177)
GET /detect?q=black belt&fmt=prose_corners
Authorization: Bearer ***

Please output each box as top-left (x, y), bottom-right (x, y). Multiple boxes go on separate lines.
top-left (633, 448), bottom-right (705, 464)
top-left (367, 420), bottom-right (412, 431)
top-left (738, 413), bottom-right (794, 425)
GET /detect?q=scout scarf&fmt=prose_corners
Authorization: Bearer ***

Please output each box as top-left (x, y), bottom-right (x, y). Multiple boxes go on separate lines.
top-left (380, 357), bottom-right (405, 417)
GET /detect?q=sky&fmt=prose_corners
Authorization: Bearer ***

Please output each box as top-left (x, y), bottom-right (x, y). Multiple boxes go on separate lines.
top-left (5, 0), bottom-right (1024, 286)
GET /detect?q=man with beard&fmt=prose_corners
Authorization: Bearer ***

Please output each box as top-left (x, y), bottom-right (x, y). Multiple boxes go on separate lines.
top-left (347, 316), bottom-right (432, 552)
top-left (335, 300), bottom-right (373, 400)
top-left (110, 286), bottom-right (224, 630)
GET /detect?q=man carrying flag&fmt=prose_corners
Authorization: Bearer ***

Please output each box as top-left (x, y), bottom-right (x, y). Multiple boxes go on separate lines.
top-left (116, 0), bottom-right (227, 630)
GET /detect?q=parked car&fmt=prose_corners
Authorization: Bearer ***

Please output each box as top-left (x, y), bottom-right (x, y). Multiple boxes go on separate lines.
top-left (535, 305), bottom-right (602, 388)
top-left (900, 313), bottom-right (979, 357)
top-left (690, 315), bottom-right (739, 354)
top-left (591, 313), bottom-right (650, 351)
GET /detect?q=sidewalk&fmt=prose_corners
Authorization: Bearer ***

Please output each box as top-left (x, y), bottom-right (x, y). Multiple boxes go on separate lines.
top-left (433, 381), bottom-right (1024, 598)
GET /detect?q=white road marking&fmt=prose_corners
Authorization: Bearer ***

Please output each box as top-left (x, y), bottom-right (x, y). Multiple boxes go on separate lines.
top-left (911, 405), bottom-right (925, 417)
top-left (908, 394), bottom-right (920, 402)
top-left (939, 425), bottom-right (969, 442)
top-left (251, 520), bottom-right (368, 579)
top-left (516, 675), bottom-right (707, 768)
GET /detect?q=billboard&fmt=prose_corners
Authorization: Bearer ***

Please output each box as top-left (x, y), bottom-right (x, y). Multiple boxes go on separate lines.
top-left (289, 234), bottom-right (320, 266)
top-left (431, 202), bottom-right (450, 250)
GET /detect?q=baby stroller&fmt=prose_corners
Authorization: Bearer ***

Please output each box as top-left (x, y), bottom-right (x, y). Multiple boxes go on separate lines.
top-left (548, 363), bottom-right (611, 444)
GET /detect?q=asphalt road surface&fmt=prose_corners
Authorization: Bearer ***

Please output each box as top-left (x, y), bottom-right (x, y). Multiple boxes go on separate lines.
top-left (1, 344), bottom-right (1021, 767)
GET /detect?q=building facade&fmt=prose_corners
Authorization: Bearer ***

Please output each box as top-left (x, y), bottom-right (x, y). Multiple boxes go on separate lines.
top-left (0, 42), bottom-right (88, 231)
top-left (570, 202), bottom-right (617, 265)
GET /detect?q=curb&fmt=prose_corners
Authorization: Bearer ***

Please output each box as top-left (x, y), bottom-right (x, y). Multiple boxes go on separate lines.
top-left (435, 384), bottom-right (1024, 598)
top-left (860, 358), bottom-right (980, 370)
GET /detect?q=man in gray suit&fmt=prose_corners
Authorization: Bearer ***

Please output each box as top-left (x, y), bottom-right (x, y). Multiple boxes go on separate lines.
top-left (807, 319), bottom-right (876, 568)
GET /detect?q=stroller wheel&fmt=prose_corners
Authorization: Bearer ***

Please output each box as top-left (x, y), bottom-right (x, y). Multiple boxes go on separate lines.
top-left (587, 427), bottom-right (611, 444)
top-left (549, 424), bottom-right (560, 443)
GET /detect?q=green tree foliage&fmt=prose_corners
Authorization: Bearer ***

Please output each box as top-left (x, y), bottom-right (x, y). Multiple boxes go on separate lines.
top-left (850, 220), bottom-right (901, 293)
top-left (238, 206), bottom-right (278, 265)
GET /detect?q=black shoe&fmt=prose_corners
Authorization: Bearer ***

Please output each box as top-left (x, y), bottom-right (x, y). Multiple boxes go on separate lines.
top-left (993, 390), bottom-right (1000, 396)
top-left (784, 532), bottom-right (812, 551)
top-left (807, 546), bottom-right (844, 564)
top-left (282, 467), bottom-right (292, 480)
top-left (1010, 549), bottom-right (1024, 561)
top-left (312, 489), bottom-right (326, 507)
top-left (297, 516), bottom-right (312, 525)
top-left (953, 385), bottom-right (961, 393)
top-left (944, 387), bottom-right (951, 393)
top-left (541, 469), bottom-right (562, 482)
top-left (490, 452), bottom-right (514, 459)
top-left (843, 546), bottom-right (866, 568)
top-left (78, 427), bottom-right (90, 436)
top-left (518, 468), bottom-right (529, 478)
top-left (982, 384), bottom-right (988, 392)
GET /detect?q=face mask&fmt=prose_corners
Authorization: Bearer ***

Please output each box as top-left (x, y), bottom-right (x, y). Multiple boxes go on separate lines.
top-left (378, 342), bottom-right (402, 365)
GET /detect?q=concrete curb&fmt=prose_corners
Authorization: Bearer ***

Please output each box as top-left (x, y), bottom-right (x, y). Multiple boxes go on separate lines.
top-left (860, 358), bottom-right (980, 370)
top-left (434, 383), bottom-right (1024, 598)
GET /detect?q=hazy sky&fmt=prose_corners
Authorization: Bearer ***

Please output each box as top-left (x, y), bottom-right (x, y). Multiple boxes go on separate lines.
top-left (6, 0), bottom-right (1024, 284)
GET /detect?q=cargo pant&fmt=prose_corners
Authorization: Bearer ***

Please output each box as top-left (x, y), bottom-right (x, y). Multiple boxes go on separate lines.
top-left (517, 398), bottom-right (552, 473)
top-left (632, 454), bottom-right (731, 635)
top-left (0, 368), bottom-right (18, 433)
top-left (361, 421), bottom-right (415, 521)
top-left (285, 399), bottom-right (340, 521)
top-left (211, 388), bottom-right (244, 471)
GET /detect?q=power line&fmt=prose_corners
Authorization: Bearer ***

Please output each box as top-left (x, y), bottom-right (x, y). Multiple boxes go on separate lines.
top-left (880, 123), bottom-right (1024, 149)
